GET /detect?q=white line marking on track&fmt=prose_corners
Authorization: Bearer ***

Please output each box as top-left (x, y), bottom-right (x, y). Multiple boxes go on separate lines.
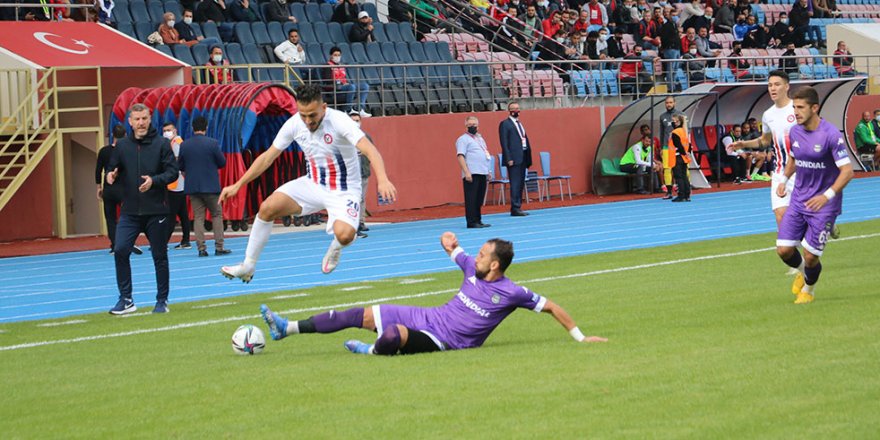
top-left (36, 319), bottom-right (88, 327)
top-left (1, 232), bottom-right (878, 352)
top-left (191, 302), bottom-right (237, 309)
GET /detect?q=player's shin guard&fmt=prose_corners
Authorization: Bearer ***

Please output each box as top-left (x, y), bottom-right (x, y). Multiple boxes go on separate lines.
top-left (373, 325), bottom-right (401, 355)
top-left (309, 308), bottom-right (365, 333)
top-left (804, 262), bottom-right (822, 286)
top-left (244, 216), bottom-right (273, 267)
top-left (781, 250), bottom-right (804, 272)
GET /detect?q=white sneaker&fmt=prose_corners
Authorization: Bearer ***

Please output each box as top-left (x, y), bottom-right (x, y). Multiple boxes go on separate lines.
top-left (322, 244), bottom-right (342, 274)
top-left (359, 109), bottom-right (372, 118)
top-left (220, 263), bottom-right (255, 283)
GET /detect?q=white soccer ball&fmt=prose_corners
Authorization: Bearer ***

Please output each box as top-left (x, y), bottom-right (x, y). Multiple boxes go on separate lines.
top-left (231, 324), bottom-right (266, 355)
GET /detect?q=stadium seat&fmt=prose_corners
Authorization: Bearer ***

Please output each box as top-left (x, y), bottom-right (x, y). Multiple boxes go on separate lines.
top-left (395, 42), bottom-right (426, 85)
top-left (129, 1), bottom-right (151, 23)
top-left (408, 41), bottom-right (427, 62)
top-left (243, 43), bottom-right (273, 81)
top-left (365, 42), bottom-right (384, 63)
top-left (363, 2), bottom-right (379, 21)
top-left (201, 22), bottom-right (223, 44)
top-left (155, 44), bottom-right (174, 57)
top-left (486, 155), bottom-right (509, 205)
top-left (192, 44), bottom-right (209, 66)
top-left (164, 1), bottom-right (182, 18)
top-left (305, 3), bottom-right (323, 22)
top-left (372, 22), bottom-right (388, 43)
top-left (113, 4), bottom-right (133, 24)
top-left (380, 42), bottom-right (407, 82)
top-left (320, 3), bottom-right (334, 21)
top-left (147, 0), bottom-right (165, 22)
top-left (224, 42), bottom-right (247, 79)
top-left (267, 22), bottom-right (286, 45)
top-left (538, 152), bottom-right (572, 200)
top-left (294, 22), bottom-right (316, 44)
top-left (117, 22), bottom-right (136, 39)
top-left (190, 22), bottom-right (203, 38)
top-left (135, 21), bottom-right (154, 43)
top-left (384, 21), bottom-right (402, 42)
top-left (398, 22), bottom-right (417, 43)
top-left (172, 44), bottom-right (196, 66)
top-left (569, 71), bottom-right (587, 97)
top-left (342, 22), bottom-right (354, 42)
top-left (306, 42), bottom-right (327, 65)
top-left (313, 22), bottom-right (332, 43)
top-left (328, 22), bottom-right (346, 43)
top-left (251, 22), bottom-right (272, 47)
top-left (350, 42), bottom-right (370, 63)
top-left (289, 3), bottom-right (307, 24)
top-left (235, 22), bottom-right (256, 45)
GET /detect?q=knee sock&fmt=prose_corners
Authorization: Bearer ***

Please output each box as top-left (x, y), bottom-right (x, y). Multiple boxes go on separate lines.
top-left (298, 307), bottom-right (364, 334)
top-left (244, 216), bottom-right (273, 268)
top-left (804, 262), bottom-right (822, 287)
top-left (663, 168), bottom-right (673, 187)
top-left (781, 250), bottom-right (805, 273)
top-left (373, 325), bottom-right (401, 356)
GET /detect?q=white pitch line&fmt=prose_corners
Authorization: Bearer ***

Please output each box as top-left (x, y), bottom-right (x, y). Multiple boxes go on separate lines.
top-left (340, 286), bottom-right (372, 291)
top-left (1, 232), bottom-right (878, 352)
top-left (191, 302), bottom-right (237, 309)
top-left (270, 293), bottom-right (309, 300)
top-left (399, 278), bottom-right (435, 285)
top-left (36, 319), bottom-right (88, 327)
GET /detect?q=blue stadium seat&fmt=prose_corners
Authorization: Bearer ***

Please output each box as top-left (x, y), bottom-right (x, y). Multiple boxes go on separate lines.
top-left (365, 42), bottom-right (384, 63)
top-left (328, 22), bottom-right (346, 43)
top-left (584, 70), bottom-right (599, 95)
top-left (603, 70), bottom-right (619, 95)
top-left (342, 22), bottom-right (354, 42)
top-left (305, 3), bottom-right (323, 22)
top-left (251, 22), bottom-right (272, 46)
top-left (294, 22), bottom-right (316, 44)
top-left (323, 42), bottom-right (354, 64)
top-left (235, 22), bottom-right (255, 45)
top-left (135, 21), bottom-right (154, 43)
top-left (242, 43), bottom-right (273, 81)
top-left (113, 4), bottom-right (132, 24)
top-left (192, 44), bottom-right (210, 66)
top-left (172, 44), bottom-right (196, 65)
top-left (129, 1), bottom-right (151, 23)
top-left (372, 22), bottom-right (388, 43)
top-left (395, 41), bottom-right (425, 84)
top-left (313, 22), bottom-right (332, 43)
top-left (201, 22), bottom-right (223, 43)
top-left (306, 42), bottom-right (327, 64)
top-left (363, 2), bottom-right (378, 21)
top-left (384, 21), bottom-right (402, 42)
top-left (470, 63), bottom-right (493, 84)
top-left (434, 41), bottom-right (454, 62)
top-left (422, 42), bottom-right (442, 62)
top-left (117, 22), bottom-right (136, 38)
top-left (378, 43), bottom-right (404, 84)
top-left (319, 3), bottom-right (333, 22)
top-left (675, 68), bottom-right (689, 91)
top-left (398, 22), bottom-right (417, 42)
top-left (798, 64), bottom-right (815, 79)
top-left (569, 71), bottom-right (586, 96)
top-left (289, 3), bottom-right (307, 24)
top-left (147, 0), bottom-right (165, 22)
top-left (721, 68), bottom-right (735, 83)
top-left (190, 22), bottom-right (203, 38)
top-left (155, 44), bottom-right (174, 57)
top-left (408, 41), bottom-right (427, 62)
top-left (115, 0), bottom-right (128, 11)
top-left (351, 42), bottom-right (370, 63)
top-left (358, 65), bottom-right (383, 86)
top-left (267, 21), bottom-right (285, 45)
top-left (224, 42), bottom-right (247, 80)
top-left (164, 1), bottom-right (181, 18)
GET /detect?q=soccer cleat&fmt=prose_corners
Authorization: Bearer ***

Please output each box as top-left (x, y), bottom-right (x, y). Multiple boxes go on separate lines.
top-left (152, 301), bottom-right (170, 313)
top-left (794, 290), bottom-right (814, 304)
top-left (322, 244), bottom-right (342, 274)
top-left (260, 304), bottom-right (288, 340)
top-left (344, 340), bottom-right (374, 354)
top-left (220, 263), bottom-right (255, 283)
top-left (791, 273), bottom-right (805, 295)
top-left (109, 298), bottom-right (137, 315)
top-left (830, 224), bottom-right (840, 239)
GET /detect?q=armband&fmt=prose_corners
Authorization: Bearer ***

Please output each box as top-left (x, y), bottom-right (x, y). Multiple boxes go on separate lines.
top-left (823, 188), bottom-right (836, 200)
top-left (569, 327), bottom-right (586, 342)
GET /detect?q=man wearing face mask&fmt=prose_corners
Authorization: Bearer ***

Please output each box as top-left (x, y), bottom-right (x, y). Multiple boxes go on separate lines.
top-left (158, 12), bottom-right (196, 47)
top-left (681, 44), bottom-right (706, 84)
top-left (713, 0), bottom-right (735, 34)
top-left (612, 0), bottom-right (639, 35)
top-left (162, 123), bottom-right (192, 250)
top-left (205, 45), bottom-right (233, 84)
top-left (175, 9), bottom-right (222, 47)
top-left (498, 102), bottom-right (532, 217)
top-left (322, 46), bottom-right (371, 117)
top-left (770, 12), bottom-right (794, 48)
top-left (456, 116), bottom-right (492, 229)
top-left (264, 0), bottom-right (296, 23)
top-left (607, 28), bottom-right (626, 58)
top-left (618, 44), bottom-right (655, 97)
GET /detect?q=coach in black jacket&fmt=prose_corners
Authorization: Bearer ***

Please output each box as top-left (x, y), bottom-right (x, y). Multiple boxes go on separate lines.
top-left (498, 101), bottom-right (532, 216)
top-left (106, 103), bottom-right (178, 315)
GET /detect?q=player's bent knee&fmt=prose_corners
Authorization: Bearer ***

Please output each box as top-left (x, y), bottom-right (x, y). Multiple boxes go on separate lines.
top-left (776, 246), bottom-right (795, 259)
top-left (803, 251), bottom-right (820, 266)
top-left (373, 325), bottom-right (402, 355)
top-left (334, 224), bottom-right (357, 245)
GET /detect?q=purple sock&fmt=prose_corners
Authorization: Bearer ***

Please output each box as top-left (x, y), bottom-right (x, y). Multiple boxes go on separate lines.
top-left (311, 308), bottom-right (364, 333)
top-left (782, 251), bottom-right (803, 269)
top-left (373, 325), bottom-right (401, 355)
top-left (804, 262), bottom-right (822, 286)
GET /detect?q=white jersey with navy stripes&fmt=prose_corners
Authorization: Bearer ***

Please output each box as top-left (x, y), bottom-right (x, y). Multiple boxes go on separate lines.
top-left (272, 108), bottom-right (366, 193)
top-left (761, 101), bottom-right (797, 175)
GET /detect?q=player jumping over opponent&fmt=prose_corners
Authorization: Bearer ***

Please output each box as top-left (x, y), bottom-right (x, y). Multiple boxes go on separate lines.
top-left (776, 87), bottom-right (853, 304)
top-left (260, 232), bottom-right (607, 355)
top-left (219, 84), bottom-right (397, 282)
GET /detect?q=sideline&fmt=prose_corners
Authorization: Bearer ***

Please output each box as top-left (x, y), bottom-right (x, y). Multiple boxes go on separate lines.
top-left (2, 233), bottom-right (878, 352)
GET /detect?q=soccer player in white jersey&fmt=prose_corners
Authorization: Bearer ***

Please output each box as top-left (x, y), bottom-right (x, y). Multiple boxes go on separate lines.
top-left (730, 70), bottom-right (797, 228)
top-left (218, 85), bottom-right (397, 282)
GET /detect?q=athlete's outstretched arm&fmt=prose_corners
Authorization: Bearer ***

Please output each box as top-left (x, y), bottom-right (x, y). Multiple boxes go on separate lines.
top-left (440, 231), bottom-right (459, 256)
top-left (220, 147), bottom-right (283, 203)
top-left (541, 299), bottom-right (607, 343)
top-left (356, 137), bottom-right (397, 203)
top-left (732, 131), bottom-right (773, 151)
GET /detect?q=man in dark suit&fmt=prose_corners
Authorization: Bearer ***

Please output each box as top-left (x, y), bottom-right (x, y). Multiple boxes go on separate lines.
top-left (498, 101), bottom-right (532, 216)
top-left (179, 116), bottom-right (231, 257)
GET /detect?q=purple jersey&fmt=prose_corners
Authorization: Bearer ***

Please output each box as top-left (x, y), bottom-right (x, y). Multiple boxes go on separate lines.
top-left (377, 248), bottom-right (546, 350)
top-left (788, 118), bottom-right (850, 215)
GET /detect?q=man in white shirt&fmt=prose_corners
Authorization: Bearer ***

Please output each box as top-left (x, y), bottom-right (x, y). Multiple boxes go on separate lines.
top-left (273, 29), bottom-right (305, 65)
top-left (219, 85), bottom-right (397, 282)
top-left (456, 116), bottom-right (492, 229)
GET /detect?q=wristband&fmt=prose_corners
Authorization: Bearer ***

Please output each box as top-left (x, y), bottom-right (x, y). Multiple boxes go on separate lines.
top-left (569, 327), bottom-right (585, 342)
top-left (823, 188), bottom-right (836, 200)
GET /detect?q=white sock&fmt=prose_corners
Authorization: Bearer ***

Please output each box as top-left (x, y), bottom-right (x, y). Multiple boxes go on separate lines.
top-left (329, 237), bottom-right (349, 251)
top-left (286, 320), bottom-right (300, 334)
top-left (244, 216), bottom-right (273, 268)
top-left (802, 284), bottom-right (815, 295)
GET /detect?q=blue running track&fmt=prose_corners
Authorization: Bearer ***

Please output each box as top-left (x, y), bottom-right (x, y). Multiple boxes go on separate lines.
top-left (1, 178), bottom-right (878, 323)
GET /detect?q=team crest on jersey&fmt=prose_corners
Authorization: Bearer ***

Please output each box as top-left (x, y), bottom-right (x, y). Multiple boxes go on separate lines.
top-left (792, 141), bottom-right (800, 149)
top-left (787, 114), bottom-right (796, 123)
top-left (323, 133), bottom-right (333, 144)
top-left (837, 137), bottom-right (845, 145)
top-left (813, 144), bottom-right (822, 152)
top-left (491, 294), bottom-right (501, 304)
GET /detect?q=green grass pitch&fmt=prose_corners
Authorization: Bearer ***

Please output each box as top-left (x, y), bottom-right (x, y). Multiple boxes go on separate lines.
top-left (1, 220), bottom-right (878, 438)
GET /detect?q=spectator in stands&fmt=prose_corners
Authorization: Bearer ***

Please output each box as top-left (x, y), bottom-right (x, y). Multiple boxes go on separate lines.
top-left (678, 0), bottom-right (704, 25)
top-left (585, 30), bottom-right (606, 61)
top-left (522, 5), bottom-right (542, 39)
top-left (713, 0), bottom-right (735, 34)
top-left (833, 40), bottom-right (855, 77)
top-left (274, 29), bottom-right (305, 65)
top-left (535, 29), bottom-right (575, 72)
top-left (681, 27), bottom-right (696, 53)
top-left (729, 41), bottom-right (755, 80)
top-left (770, 12), bottom-right (794, 48)
top-left (790, 0), bottom-right (823, 48)
top-left (683, 5), bottom-right (712, 34)
top-left (349, 11), bottom-right (375, 43)
top-left (596, 27), bottom-right (609, 54)
top-left (176, 9), bottom-right (221, 47)
top-left (409, 0), bottom-right (446, 38)
top-left (573, 9), bottom-right (589, 34)
top-left (732, 13), bottom-right (751, 41)
top-left (854, 111), bottom-right (880, 169)
top-left (509, 0), bottom-right (527, 16)
top-left (159, 12), bottom-right (195, 47)
top-left (264, 0), bottom-right (296, 23)
top-left (659, 7), bottom-right (681, 92)
top-left (229, 0), bottom-right (259, 22)
top-left (332, 0), bottom-right (361, 23)
top-left (206, 45), bottom-right (234, 84)
top-left (742, 15), bottom-right (770, 49)
top-left (533, 0), bottom-right (553, 20)
top-left (618, 44), bottom-right (656, 97)
top-left (542, 10), bottom-right (563, 38)
top-left (558, 9), bottom-right (573, 34)
top-left (23, 0), bottom-right (51, 20)
top-left (388, 0), bottom-right (413, 22)
top-left (778, 42), bottom-right (799, 78)
top-left (500, 6), bottom-right (529, 56)
top-left (734, 0), bottom-right (752, 20)
top-left (607, 27), bottom-right (627, 59)
top-left (620, 133), bottom-right (656, 194)
top-left (681, 45), bottom-right (705, 84)
top-left (95, 0), bottom-right (114, 25)
top-left (322, 46), bottom-right (371, 117)
top-left (196, 0), bottom-right (234, 42)
top-left (584, 0), bottom-right (608, 27)
top-left (812, 0), bottom-right (833, 19)
top-left (638, 9), bottom-right (660, 50)
top-left (612, 0), bottom-right (638, 35)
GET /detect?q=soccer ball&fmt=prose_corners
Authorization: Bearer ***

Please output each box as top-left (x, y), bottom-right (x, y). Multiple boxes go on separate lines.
top-left (231, 324), bottom-right (265, 355)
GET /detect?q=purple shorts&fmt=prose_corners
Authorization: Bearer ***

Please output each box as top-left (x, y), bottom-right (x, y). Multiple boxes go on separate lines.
top-left (776, 206), bottom-right (838, 257)
top-left (372, 305), bottom-right (447, 350)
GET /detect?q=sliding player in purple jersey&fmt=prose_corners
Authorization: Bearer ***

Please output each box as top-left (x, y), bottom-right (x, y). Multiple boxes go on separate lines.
top-left (776, 87), bottom-right (853, 304)
top-left (259, 232), bottom-right (607, 355)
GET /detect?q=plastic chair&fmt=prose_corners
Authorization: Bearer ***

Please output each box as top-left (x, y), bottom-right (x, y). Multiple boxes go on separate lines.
top-left (538, 151), bottom-right (572, 200)
top-left (489, 154), bottom-right (510, 205)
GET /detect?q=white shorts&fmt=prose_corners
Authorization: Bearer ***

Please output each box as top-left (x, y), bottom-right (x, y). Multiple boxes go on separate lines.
top-left (771, 172), bottom-right (796, 211)
top-left (275, 176), bottom-right (361, 235)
